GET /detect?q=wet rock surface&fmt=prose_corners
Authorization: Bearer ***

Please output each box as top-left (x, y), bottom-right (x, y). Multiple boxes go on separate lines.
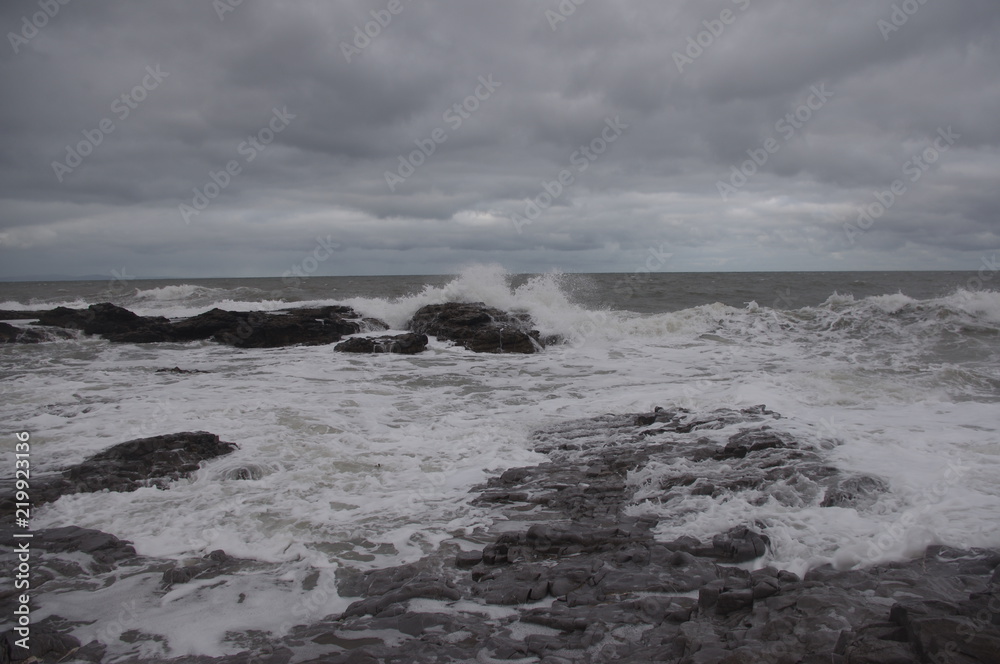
top-left (2, 409), bottom-right (997, 663)
top-left (0, 310), bottom-right (50, 321)
top-left (36, 303), bottom-right (174, 343)
top-left (334, 333), bottom-right (428, 354)
top-left (0, 432), bottom-right (237, 512)
top-left (170, 306), bottom-right (373, 348)
top-left (407, 302), bottom-right (544, 353)
top-left (0, 321), bottom-right (72, 343)
top-left (28, 303), bottom-right (386, 348)
top-left (15, 301), bottom-right (556, 352)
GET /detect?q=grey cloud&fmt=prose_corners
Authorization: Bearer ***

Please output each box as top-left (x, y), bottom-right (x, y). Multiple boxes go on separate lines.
top-left (1, 0), bottom-right (998, 278)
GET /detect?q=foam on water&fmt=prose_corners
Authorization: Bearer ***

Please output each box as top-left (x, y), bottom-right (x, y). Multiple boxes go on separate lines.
top-left (2, 266), bottom-right (999, 657)
top-left (0, 297), bottom-right (93, 311)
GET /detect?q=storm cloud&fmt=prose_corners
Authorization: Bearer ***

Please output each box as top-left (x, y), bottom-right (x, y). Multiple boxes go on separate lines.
top-left (1, 0), bottom-right (998, 278)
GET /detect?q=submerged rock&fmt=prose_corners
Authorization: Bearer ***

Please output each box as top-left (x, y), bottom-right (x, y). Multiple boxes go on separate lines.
top-left (334, 333), bottom-right (428, 354)
top-left (407, 302), bottom-right (543, 353)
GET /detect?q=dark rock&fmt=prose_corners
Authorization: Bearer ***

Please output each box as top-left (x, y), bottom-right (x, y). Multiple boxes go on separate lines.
top-left (34, 305), bottom-right (95, 330)
top-left (719, 427), bottom-right (790, 459)
top-left (62, 430), bottom-right (236, 492)
top-left (162, 550), bottom-right (240, 587)
top-left (156, 366), bottom-right (209, 374)
top-left (821, 475), bottom-right (891, 509)
top-left (455, 550), bottom-right (483, 568)
top-left (206, 308), bottom-right (363, 348)
top-left (699, 580), bottom-right (725, 611)
top-left (66, 640), bottom-right (107, 663)
top-left (342, 581), bottom-right (462, 618)
top-left (1, 623), bottom-right (80, 664)
top-left (712, 527), bottom-right (770, 563)
top-left (482, 541), bottom-right (509, 565)
top-left (407, 302), bottom-right (543, 353)
top-left (752, 577), bottom-right (781, 600)
top-left (30, 303), bottom-right (384, 348)
top-left (716, 589), bottom-right (755, 615)
top-left (841, 632), bottom-right (921, 664)
top-left (891, 599), bottom-right (1000, 664)
top-left (11, 404), bottom-right (1000, 664)
top-left (35, 303), bottom-right (173, 342)
top-left (169, 307), bottom-right (247, 341)
top-left (334, 333), bottom-right (428, 354)
top-left (0, 321), bottom-right (74, 343)
top-left (31, 526), bottom-right (137, 565)
top-left (0, 310), bottom-right (49, 321)
top-left (11, 432), bottom-right (237, 508)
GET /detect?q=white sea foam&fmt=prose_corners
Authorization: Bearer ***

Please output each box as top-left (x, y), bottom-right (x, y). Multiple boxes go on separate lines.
top-left (3, 267), bottom-right (999, 657)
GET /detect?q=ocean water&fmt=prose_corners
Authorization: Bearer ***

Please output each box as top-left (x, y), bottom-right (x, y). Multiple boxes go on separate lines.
top-left (2, 266), bottom-right (999, 658)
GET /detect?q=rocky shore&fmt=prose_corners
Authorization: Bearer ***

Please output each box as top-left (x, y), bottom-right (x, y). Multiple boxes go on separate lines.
top-left (2, 407), bottom-right (997, 664)
top-left (0, 302), bottom-right (546, 353)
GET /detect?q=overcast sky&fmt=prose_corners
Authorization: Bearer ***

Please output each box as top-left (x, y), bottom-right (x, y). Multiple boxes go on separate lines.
top-left (1, 0), bottom-right (998, 278)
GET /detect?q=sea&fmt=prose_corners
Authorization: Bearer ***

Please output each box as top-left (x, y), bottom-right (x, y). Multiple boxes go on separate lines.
top-left (1, 266), bottom-right (999, 658)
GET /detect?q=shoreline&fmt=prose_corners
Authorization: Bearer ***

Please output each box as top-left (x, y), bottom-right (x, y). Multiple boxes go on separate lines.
top-left (3, 406), bottom-right (997, 663)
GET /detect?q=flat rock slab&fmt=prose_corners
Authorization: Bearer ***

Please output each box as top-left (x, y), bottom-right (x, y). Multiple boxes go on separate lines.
top-left (407, 302), bottom-right (543, 353)
top-left (316, 406), bottom-right (999, 663)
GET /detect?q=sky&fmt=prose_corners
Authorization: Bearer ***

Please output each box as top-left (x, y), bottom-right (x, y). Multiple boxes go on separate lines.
top-left (1, 0), bottom-right (998, 279)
